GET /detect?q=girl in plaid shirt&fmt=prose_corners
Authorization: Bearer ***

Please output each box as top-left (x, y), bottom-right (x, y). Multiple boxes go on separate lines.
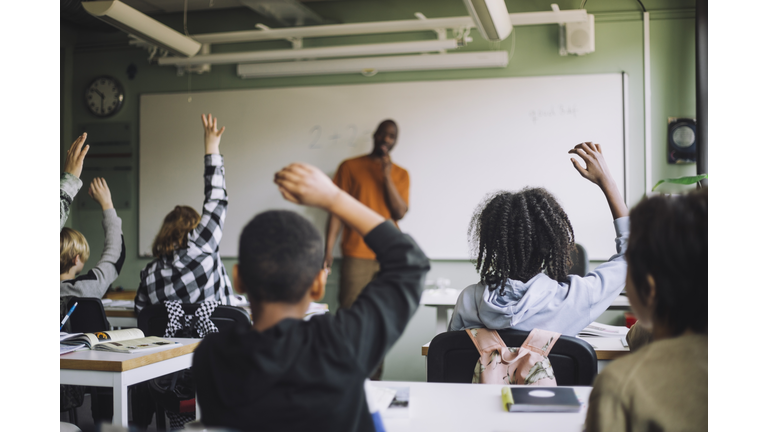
top-left (135, 114), bottom-right (239, 313)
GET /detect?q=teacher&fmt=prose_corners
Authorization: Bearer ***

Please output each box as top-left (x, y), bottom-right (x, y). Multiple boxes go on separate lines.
top-left (325, 119), bottom-right (410, 310)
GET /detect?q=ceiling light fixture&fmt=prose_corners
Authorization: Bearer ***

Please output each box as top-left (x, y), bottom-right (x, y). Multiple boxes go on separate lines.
top-left (236, 51), bottom-right (509, 78)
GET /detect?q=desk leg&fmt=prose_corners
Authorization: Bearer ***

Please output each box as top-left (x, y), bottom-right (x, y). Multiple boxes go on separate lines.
top-left (435, 306), bottom-right (452, 334)
top-left (112, 374), bottom-right (129, 427)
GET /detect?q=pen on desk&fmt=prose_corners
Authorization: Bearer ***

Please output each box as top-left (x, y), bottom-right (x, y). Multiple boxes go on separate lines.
top-left (60, 302), bottom-right (78, 331)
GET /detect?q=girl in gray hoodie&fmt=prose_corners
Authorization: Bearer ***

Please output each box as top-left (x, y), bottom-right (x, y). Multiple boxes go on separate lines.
top-left (449, 142), bottom-right (629, 336)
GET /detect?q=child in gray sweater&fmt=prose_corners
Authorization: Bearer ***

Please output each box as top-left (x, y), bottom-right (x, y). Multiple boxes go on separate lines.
top-left (60, 177), bottom-right (125, 298)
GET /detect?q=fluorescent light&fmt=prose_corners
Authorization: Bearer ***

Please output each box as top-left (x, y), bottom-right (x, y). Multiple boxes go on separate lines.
top-left (157, 39), bottom-right (461, 67)
top-left (82, 0), bottom-right (201, 57)
top-left (191, 10), bottom-right (587, 45)
top-left (236, 51), bottom-right (509, 78)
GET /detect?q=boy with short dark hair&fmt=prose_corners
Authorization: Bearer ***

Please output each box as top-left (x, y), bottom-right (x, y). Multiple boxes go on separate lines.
top-left (192, 163), bottom-right (430, 432)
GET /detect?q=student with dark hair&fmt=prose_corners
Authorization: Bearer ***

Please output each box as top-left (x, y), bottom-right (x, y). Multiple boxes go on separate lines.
top-left (585, 187), bottom-right (707, 432)
top-left (134, 114), bottom-right (239, 312)
top-left (192, 162), bottom-right (430, 432)
top-left (449, 142), bottom-right (629, 336)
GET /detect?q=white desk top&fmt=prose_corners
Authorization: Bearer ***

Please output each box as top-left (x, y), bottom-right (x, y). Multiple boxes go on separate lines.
top-left (371, 381), bottom-right (591, 432)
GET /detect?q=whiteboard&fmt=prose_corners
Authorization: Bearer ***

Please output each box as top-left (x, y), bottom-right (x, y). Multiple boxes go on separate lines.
top-left (139, 74), bottom-right (625, 260)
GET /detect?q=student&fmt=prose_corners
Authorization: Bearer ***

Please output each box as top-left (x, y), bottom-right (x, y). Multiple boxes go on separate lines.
top-left (134, 114), bottom-right (239, 313)
top-left (449, 142), bottom-right (629, 336)
top-left (60, 133), bottom-right (89, 231)
top-left (192, 162), bottom-right (430, 432)
top-left (60, 177), bottom-right (125, 298)
top-left (585, 188), bottom-right (707, 432)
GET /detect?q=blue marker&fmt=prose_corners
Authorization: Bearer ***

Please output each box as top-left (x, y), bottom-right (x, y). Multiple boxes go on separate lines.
top-left (60, 302), bottom-right (78, 331)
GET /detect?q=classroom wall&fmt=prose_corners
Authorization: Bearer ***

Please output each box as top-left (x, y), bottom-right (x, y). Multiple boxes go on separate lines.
top-left (61, 0), bottom-right (696, 381)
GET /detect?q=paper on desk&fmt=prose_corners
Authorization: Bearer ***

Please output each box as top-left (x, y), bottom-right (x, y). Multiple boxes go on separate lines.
top-left (364, 379), bottom-right (397, 413)
top-left (578, 321), bottom-right (629, 337)
top-left (60, 343), bottom-right (86, 355)
top-left (105, 300), bottom-right (134, 308)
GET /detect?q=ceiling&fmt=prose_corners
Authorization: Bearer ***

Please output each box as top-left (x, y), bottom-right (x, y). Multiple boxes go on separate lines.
top-left (120, 0), bottom-right (331, 13)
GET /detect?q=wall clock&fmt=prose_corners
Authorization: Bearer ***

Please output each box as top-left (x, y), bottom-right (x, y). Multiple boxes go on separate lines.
top-left (85, 76), bottom-right (124, 117)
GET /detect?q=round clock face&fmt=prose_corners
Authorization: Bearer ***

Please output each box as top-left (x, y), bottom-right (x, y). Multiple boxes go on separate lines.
top-left (86, 76), bottom-right (124, 117)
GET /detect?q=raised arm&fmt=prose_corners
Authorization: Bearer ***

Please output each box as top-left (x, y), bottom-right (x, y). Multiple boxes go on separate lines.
top-left (189, 114), bottom-right (228, 252)
top-left (275, 163), bottom-right (429, 374)
top-left (60, 133), bottom-right (89, 231)
top-left (569, 142), bottom-right (628, 219)
top-left (66, 178), bottom-right (125, 298)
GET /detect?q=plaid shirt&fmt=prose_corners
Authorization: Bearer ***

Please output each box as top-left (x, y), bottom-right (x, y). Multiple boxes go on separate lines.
top-left (135, 154), bottom-right (238, 313)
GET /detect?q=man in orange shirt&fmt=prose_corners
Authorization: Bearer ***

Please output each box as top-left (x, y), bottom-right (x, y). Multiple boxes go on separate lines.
top-left (325, 120), bottom-right (410, 312)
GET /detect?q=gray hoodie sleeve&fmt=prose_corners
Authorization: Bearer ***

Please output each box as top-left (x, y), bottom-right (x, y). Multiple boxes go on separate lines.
top-left (59, 209), bottom-right (126, 298)
top-left (60, 173), bottom-right (82, 231)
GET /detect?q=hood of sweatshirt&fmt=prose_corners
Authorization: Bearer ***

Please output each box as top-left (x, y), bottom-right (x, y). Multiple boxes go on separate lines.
top-left (474, 273), bottom-right (565, 329)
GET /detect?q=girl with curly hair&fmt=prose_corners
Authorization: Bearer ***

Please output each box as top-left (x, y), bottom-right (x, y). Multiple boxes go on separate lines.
top-left (449, 142), bottom-right (629, 336)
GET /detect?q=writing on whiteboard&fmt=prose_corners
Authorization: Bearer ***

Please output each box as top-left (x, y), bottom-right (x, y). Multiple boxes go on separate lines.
top-left (306, 125), bottom-right (362, 149)
top-left (528, 105), bottom-right (578, 123)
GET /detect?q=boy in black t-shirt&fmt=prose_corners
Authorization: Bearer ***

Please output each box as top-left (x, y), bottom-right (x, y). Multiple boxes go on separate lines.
top-left (193, 163), bottom-right (430, 432)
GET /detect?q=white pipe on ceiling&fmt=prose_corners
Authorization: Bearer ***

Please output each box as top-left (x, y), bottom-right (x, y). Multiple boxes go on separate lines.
top-left (157, 38), bottom-right (462, 66)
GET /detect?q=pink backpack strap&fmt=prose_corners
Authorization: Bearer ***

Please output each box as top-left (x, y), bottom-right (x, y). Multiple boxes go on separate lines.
top-left (466, 328), bottom-right (505, 352)
top-left (521, 328), bottom-right (561, 356)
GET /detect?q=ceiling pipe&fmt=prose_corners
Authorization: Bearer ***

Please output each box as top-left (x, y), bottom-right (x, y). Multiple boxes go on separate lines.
top-left (190, 9), bottom-right (588, 45)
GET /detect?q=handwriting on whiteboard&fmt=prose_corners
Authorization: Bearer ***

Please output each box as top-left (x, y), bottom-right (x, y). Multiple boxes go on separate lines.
top-left (307, 125), bottom-right (363, 149)
top-left (528, 105), bottom-right (578, 123)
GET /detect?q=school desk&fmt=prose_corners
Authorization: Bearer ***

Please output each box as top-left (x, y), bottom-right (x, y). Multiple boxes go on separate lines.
top-left (370, 380), bottom-right (592, 432)
top-left (421, 288), bottom-right (631, 334)
top-left (59, 338), bottom-right (200, 427)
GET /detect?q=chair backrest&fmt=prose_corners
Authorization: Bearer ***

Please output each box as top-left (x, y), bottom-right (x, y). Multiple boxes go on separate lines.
top-left (137, 302), bottom-right (251, 337)
top-left (568, 243), bottom-right (589, 277)
top-left (65, 297), bottom-right (111, 334)
top-left (427, 329), bottom-right (597, 386)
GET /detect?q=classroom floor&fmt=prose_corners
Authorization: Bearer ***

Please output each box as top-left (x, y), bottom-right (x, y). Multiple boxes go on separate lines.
top-left (60, 393), bottom-right (164, 432)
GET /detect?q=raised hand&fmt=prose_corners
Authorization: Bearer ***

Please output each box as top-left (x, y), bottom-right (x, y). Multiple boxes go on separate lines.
top-left (568, 142), bottom-right (614, 188)
top-left (274, 163), bottom-right (341, 210)
top-left (568, 142), bottom-right (628, 219)
top-left (201, 113), bottom-right (225, 155)
top-left (64, 133), bottom-right (90, 178)
top-left (88, 177), bottom-right (114, 211)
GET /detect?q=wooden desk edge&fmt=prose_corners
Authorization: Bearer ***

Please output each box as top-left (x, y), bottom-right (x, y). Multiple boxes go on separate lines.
top-left (104, 309), bottom-right (136, 317)
top-left (61, 341), bottom-right (200, 372)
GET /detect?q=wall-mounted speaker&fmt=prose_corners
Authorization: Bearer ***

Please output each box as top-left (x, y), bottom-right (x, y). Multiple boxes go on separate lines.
top-left (667, 117), bottom-right (697, 164)
top-left (564, 14), bottom-right (595, 55)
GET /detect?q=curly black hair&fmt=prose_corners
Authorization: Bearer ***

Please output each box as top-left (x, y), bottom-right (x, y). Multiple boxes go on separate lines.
top-left (468, 188), bottom-right (575, 293)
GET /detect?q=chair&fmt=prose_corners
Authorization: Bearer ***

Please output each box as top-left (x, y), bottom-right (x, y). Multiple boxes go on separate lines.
top-left (568, 243), bottom-right (589, 277)
top-left (427, 329), bottom-right (597, 386)
top-left (136, 302), bottom-right (251, 431)
top-left (137, 303), bottom-right (251, 337)
top-left (65, 297), bottom-right (110, 333)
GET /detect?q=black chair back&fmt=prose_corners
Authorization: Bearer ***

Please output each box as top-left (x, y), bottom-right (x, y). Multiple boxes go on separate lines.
top-left (568, 243), bottom-right (589, 277)
top-left (427, 329), bottom-right (597, 386)
top-left (65, 297), bottom-right (111, 333)
top-left (137, 303), bottom-right (251, 337)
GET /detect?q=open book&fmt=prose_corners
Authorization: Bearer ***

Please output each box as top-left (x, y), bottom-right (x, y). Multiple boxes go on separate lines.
top-left (60, 328), bottom-right (177, 354)
top-left (578, 321), bottom-right (630, 337)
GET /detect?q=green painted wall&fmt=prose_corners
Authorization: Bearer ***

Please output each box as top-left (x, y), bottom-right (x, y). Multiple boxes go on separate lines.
top-left (61, 0), bottom-right (698, 381)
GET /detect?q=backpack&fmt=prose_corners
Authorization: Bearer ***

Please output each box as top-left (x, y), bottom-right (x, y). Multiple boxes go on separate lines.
top-left (466, 328), bottom-right (560, 385)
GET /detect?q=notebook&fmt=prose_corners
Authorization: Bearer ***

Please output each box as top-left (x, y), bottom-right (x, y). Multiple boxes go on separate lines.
top-left (501, 387), bottom-right (581, 412)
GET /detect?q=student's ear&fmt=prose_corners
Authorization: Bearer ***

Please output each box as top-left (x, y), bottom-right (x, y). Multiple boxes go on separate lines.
top-left (309, 268), bottom-right (327, 302)
top-left (232, 264), bottom-right (246, 295)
